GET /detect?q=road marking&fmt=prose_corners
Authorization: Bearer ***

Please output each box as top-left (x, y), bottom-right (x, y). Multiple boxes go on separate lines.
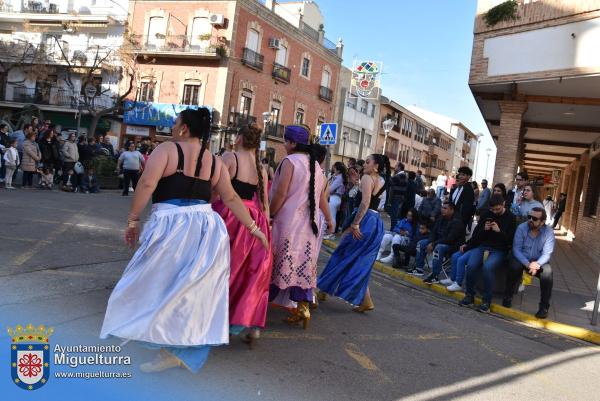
top-left (263, 331), bottom-right (326, 341)
top-left (0, 235), bottom-right (50, 244)
top-left (12, 224), bottom-right (69, 266)
top-left (344, 342), bottom-right (378, 370)
top-left (25, 218), bottom-right (123, 232)
top-left (355, 333), bottom-right (461, 341)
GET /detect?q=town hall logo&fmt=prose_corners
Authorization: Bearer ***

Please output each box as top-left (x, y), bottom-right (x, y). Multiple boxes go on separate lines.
top-left (8, 324), bottom-right (53, 390)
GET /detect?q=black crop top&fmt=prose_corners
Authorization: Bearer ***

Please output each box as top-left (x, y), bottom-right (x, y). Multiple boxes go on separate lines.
top-left (231, 153), bottom-right (258, 200)
top-left (152, 142), bottom-right (215, 204)
top-left (355, 179), bottom-right (386, 210)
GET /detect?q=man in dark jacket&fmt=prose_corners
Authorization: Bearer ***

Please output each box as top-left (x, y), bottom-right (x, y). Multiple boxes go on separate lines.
top-left (402, 171), bottom-right (417, 218)
top-left (418, 188), bottom-right (442, 222)
top-left (449, 166), bottom-right (475, 229)
top-left (458, 194), bottom-right (517, 313)
top-left (411, 201), bottom-right (465, 281)
top-left (552, 193), bottom-right (567, 229)
top-left (387, 162), bottom-right (407, 230)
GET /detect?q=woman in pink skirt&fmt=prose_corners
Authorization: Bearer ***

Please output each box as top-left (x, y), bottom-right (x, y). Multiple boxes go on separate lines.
top-left (269, 125), bottom-right (333, 329)
top-left (212, 125), bottom-right (272, 346)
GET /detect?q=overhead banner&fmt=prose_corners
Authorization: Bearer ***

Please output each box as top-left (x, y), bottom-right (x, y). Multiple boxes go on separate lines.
top-left (123, 101), bottom-right (211, 128)
top-left (349, 60), bottom-right (382, 99)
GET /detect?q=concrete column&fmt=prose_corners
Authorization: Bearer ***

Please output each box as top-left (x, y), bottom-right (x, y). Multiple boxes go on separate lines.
top-left (494, 101), bottom-right (528, 186)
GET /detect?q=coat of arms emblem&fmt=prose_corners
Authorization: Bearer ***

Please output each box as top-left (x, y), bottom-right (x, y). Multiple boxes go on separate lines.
top-left (8, 324), bottom-right (53, 390)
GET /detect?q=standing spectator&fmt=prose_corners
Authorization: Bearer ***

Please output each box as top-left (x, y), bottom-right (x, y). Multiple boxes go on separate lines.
top-left (435, 170), bottom-right (448, 199)
top-left (418, 188), bottom-right (442, 223)
top-left (412, 202), bottom-right (464, 280)
top-left (61, 133), bottom-right (79, 185)
top-left (117, 142), bottom-right (145, 196)
top-left (513, 184), bottom-right (544, 224)
top-left (88, 137), bottom-right (102, 157)
top-left (326, 162), bottom-right (347, 238)
top-left (39, 128), bottom-right (61, 173)
top-left (552, 193), bottom-right (567, 230)
top-left (449, 166), bottom-right (475, 229)
top-left (0, 123), bottom-right (9, 183)
top-left (477, 179), bottom-right (491, 213)
top-left (21, 132), bottom-right (41, 188)
top-left (261, 158), bottom-right (275, 181)
top-left (340, 166), bottom-right (361, 231)
top-left (78, 136), bottom-right (92, 164)
top-left (503, 207), bottom-right (555, 318)
top-left (458, 195), bottom-right (516, 312)
top-left (446, 173), bottom-right (456, 197)
top-left (507, 171), bottom-right (528, 215)
top-left (3, 138), bottom-right (19, 189)
top-left (414, 189), bottom-right (425, 211)
top-left (402, 171), bottom-right (417, 218)
top-left (543, 195), bottom-right (554, 225)
top-left (415, 169), bottom-right (425, 193)
top-left (356, 159), bottom-right (365, 176)
top-left (101, 136), bottom-right (115, 157)
top-left (80, 168), bottom-right (99, 193)
top-left (472, 181), bottom-right (480, 207)
top-left (347, 158), bottom-right (357, 170)
top-left (387, 163), bottom-right (407, 230)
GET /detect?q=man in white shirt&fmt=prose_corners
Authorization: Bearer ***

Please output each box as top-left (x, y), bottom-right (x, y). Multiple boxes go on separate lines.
top-left (435, 170), bottom-right (448, 199)
top-left (117, 142), bottom-right (145, 196)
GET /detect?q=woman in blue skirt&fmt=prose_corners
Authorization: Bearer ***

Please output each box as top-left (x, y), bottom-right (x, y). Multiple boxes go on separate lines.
top-left (317, 154), bottom-right (390, 312)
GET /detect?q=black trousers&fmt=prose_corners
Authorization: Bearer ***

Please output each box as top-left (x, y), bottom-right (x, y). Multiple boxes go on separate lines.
top-left (552, 210), bottom-right (563, 228)
top-left (22, 171), bottom-right (35, 187)
top-left (62, 162), bottom-right (75, 184)
top-left (393, 243), bottom-right (417, 267)
top-left (122, 169), bottom-right (140, 195)
top-left (505, 256), bottom-right (553, 308)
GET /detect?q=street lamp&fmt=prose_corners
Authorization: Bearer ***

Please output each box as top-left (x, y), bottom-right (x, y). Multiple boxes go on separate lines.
top-left (341, 131), bottom-right (349, 162)
top-left (382, 118), bottom-right (395, 155)
top-left (474, 133), bottom-right (484, 181)
top-left (485, 147), bottom-right (492, 182)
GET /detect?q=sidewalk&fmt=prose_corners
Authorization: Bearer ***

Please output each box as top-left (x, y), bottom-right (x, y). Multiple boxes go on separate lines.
top-left (325, 212), bottom-right (600, 343)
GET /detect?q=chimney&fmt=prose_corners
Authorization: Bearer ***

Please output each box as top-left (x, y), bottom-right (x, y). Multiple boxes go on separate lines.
top-left (336, 38), bottom-right (344, 58)
top-left (318, 24), bottom-right (324, 45)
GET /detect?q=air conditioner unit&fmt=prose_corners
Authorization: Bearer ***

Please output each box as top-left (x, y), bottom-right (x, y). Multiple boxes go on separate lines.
top-left (268, 38), bottom-right (280, 49)
top-left (209, 13), bottom-right (224, 25)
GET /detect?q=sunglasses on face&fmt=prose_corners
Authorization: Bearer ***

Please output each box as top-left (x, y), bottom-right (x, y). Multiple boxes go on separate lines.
top-left (527, 215), bottom-right (541, 222)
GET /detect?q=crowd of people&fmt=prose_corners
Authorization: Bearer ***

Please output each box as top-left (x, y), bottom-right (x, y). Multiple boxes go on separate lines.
top-left (0, 118), bottom-right (165, 194)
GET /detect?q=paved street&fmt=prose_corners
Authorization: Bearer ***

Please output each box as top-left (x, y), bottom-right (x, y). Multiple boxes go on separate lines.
top-left (1, 190), bottom-right (600, 401)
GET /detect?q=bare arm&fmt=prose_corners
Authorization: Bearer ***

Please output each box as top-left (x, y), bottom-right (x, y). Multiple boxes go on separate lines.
top-left (261, 166), bottom-right (270, 218)
top-left (269, 159), bottom-right (293, 217)
top-left (127, 144), bottom-right (169, 222)
top-left (319, 184), bottom-right (334, 233)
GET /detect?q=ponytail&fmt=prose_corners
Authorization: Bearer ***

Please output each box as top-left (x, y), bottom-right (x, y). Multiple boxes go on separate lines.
top-left (255, 146), bottom-right (266, 212)
top-left (296, 143), bottom-right (319, 236)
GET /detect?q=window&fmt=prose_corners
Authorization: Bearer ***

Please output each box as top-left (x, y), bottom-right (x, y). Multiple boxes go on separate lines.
top-left (246, 29), bottom-right (260, 52)
top-left (369, 103), bottom-right (376, 117)
top-left (346, 96), bottom-right (357, 109)
top-left (147, 16), bottom-right (166, 47)
top-left (321, 69), bottom-right (330, 88)
top-left (360, 99), bottom-right (368, 114)
top-left (402, 118), bottom-right (413, 137)
top-left (190, 17), bottom-right (212, 48)
top-left (182, 84), bottom-right (201, 105)
top-left (584, 157), bottom-right (600, 217)
top-left (349, 128), bottom-right (360, 143)
top-left (138, 81), bottom-right (154, 102)
top-left (295, 108), bottom-right (304, 124)
top-left (416, 124), bottom-right (427, 143)
top-left (271, 102), bottom-right (281, 125)
top-left (275, 44), bottom-right (288, 66)
top-left (301, 57), bottom-right (310, 77)
top-left (240, 89), bottom-right (252, 116)
top-left (364, 134), bottom-right (372, 148)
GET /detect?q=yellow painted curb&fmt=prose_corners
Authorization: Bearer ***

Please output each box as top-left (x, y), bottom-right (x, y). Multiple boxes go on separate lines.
top-left (321, 239), bottom-right (600, 346)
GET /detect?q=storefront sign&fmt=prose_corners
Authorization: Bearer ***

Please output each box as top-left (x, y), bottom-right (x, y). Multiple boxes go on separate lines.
top-left (125, 125), bottom-right (150, 137)
top-left (123, 101), bottom-right (210, 128)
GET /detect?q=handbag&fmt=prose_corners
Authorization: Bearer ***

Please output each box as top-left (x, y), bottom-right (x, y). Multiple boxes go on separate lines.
top-left (74, 161), bottom-right (84, 174)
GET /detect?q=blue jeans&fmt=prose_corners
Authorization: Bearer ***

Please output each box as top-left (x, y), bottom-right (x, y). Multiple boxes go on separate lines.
top-left (430, 244), bottom-right (451, 277)
top-left (415, 239), bottom-right (431, 271)
top-left (436, 186), bottom-right (445, 199)
top-left (450, 250), bottom-right (473, 285)
top-left (465, 246), bottom-right (508, 303)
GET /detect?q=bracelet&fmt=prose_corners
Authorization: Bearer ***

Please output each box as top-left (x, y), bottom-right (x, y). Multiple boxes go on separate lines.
top-left (351, 224), bottom-right (360, 229)
top-left (247, 221), bottom-right (258, 233)
top-left (127, 219), bottom-right (140, 228)
top-left (250, 225), bottom-right (260, 235)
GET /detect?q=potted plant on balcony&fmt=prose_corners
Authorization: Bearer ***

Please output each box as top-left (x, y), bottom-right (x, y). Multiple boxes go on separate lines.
top-left (89, 155), bottom-right (119, 189)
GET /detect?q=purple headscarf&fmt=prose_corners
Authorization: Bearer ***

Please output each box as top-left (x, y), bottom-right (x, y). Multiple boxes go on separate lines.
top-left (284, 125), bottom-right (309, 145)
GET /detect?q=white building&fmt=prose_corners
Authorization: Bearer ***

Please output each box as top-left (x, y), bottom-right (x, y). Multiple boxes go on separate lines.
top-left (0, 0), bottom-right (128, 132)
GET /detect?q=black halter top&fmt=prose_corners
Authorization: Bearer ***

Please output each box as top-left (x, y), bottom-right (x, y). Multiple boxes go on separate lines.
top-left (356, 177), bottom-right (386, 210)
top-left (231, 153), bottom-right (258, 200)
top-left (152, 142), bottom-right (215, 204)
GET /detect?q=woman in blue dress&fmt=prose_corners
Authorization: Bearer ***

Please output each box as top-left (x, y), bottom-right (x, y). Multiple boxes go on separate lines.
top-left (100, 108), bottom-right (268, 373)
top-left (317, 154), bottom-right (390, 312)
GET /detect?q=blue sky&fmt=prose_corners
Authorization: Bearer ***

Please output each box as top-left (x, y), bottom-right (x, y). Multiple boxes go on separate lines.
top-left (316, 0), bottom-right (497, 180)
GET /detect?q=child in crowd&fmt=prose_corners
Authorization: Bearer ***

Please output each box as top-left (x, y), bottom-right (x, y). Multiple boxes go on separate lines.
top-left (377, 208), bottom-right (418, 264)
top-left (393, 221), bottom-right (431, 270)
top-left (39, 168), bottom-right (54, 190)
top-left (80, 168), bottom-right (99, 194)
top-left (3, 139), bottom-right (19, 189)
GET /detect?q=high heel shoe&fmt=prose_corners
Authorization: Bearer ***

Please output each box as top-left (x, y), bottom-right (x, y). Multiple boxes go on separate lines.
top-left (284, 301), bottom-right (310, 329)
top-left (317, 291), bottom-right (328, 302)
top-left (352, 296), bottom-right (375, 313)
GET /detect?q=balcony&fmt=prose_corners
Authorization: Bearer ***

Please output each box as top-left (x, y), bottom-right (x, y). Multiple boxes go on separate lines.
top-left (1, 84), bottom-right (116, 110)
top-left (319, 86), bottom-right (333, 102)
top-left (22, 1), bottom-right (60, 13)
top-left (229, 112), bottom-right (257, 128)
top-left (242, 47), bottom-right (264, 71)
top-left (130, 35), bottom-right (221, 59)
top-left (265, 123), bottom-right (284, 138)
top-left (272, 63), bottom-right (291, 84)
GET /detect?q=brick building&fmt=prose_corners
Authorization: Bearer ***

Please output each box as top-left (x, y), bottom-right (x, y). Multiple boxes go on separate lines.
top-left (122, 0), bottom-right (342, 161)
top-left (469, 0), bottom-right (600, 259)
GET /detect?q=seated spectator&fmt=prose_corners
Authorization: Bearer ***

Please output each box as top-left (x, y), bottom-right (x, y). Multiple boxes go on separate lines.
top-left (459, 194), bottom-right (517, 313)
top-left (503, 207), bottom-right (555, 318)
top-left (39, 168), bottom-right (54, 190)
top-left (377, 208), bottom-right (418, 264)
top-left (80, 168), bottom-right (99, 194)
top-left (411, 202), bottom-right (464, 282)
top-left (392, 221), bottom-right (431, 269)
top-left (513, 184), bottom-right (544, 224)
top-left (418, 188), bottom-right (442, 223)
top-left (61, 169), bottom-right (77, 192)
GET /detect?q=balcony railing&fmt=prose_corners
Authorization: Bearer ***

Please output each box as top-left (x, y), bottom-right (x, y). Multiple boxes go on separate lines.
top-left (242, 47), bottom-right (264, 71)
top-left (319, 86), bottom-right (333, 102)
top-left (22, 1), bottom-right (60, 13)
top-left (2, 84), bottom-right (116, 109)
top-left (230, 112), bottom-right (257, 128)
top-left (265, 123), bottom-right (284, 138)
top-left (130, 35), bottom-right (220, 57)
top-left (272, 63), bottom-right (291, 84)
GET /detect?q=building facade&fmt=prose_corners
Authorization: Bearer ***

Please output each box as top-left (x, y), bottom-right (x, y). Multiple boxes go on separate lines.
top-left (469, 0), bottom-right (600, 259)
top-left (0, 0), bottom-right (128, 133)
top-left (123, 0), bottom-right (342, 160)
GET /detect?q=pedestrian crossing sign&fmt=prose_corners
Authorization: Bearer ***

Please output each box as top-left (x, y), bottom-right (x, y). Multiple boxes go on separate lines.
top-left (319, 123), bottom-right (337, 145)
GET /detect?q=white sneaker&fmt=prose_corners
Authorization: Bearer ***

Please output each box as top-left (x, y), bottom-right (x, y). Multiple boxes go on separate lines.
top-left (139, 349), bottom-right (183, 373)
top-left (446, 282), bottom-right (462, 292)
top-left (439, 278), bottom-right (453, 286)
top-left (6, 186), bottom-right (15, 189)
top-left (380, 254), bottom-right (395, 264)
top-left (518, 283), bottom-right (525, 293)
top-left (376, 251), bottom-right (383, 261)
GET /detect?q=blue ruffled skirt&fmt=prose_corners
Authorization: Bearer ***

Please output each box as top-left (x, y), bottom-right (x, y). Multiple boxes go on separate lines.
top-left (317, 210), bottom-right (384, 305)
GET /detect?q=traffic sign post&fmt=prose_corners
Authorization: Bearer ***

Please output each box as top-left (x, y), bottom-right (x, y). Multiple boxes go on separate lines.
top-left (319, 123), bottom-right (337, 146)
